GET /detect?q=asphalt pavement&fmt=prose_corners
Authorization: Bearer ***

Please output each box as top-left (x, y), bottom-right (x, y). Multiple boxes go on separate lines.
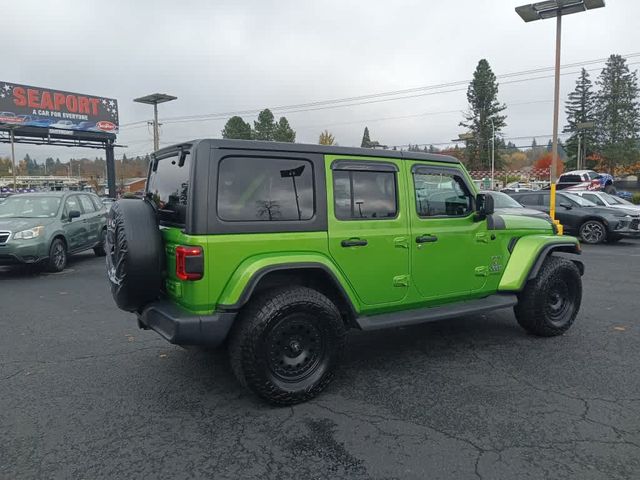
top-left (1, 239), bottom-right (639, 480)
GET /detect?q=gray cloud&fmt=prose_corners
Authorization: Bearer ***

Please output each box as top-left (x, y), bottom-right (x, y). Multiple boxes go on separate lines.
top-left (0, 0), bottom-right (636, 162)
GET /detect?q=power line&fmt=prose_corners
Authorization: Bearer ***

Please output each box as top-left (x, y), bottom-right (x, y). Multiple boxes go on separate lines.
top-left (119, 52), bottom-right (640, 129)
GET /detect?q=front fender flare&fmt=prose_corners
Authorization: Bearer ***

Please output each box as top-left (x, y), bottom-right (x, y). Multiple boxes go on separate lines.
top-left (498, 235), bottom-right (582, 292)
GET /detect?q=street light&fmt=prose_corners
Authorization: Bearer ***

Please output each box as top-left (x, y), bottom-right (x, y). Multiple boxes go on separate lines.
top-left (133, 93), bottom-right (177, 152)
top-left (516, 0), bottom-right (605, 231)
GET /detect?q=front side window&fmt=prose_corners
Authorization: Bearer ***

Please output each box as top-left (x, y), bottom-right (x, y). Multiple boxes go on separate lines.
top-left (333, 170), bottom-right (397, 220)
top-left (147, 150), bottom-right (191, 226)
top-left (218, 157), bottom-right (314, 221)
top-left (64, 196), bottom-right (81, 217)
top-left (413, 169), bottom-right (472, 217)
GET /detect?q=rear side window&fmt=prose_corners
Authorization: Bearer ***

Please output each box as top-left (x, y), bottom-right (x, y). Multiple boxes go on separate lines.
top-left (558, 174), bottom-right (582, 183)
top-left (147, 151), bottom-right (191, 226)
top-left (217, 157), bottom-right (314, 221)
top-left (333, 170), bottom-right (397, 220)
top-left (79, 195), bottom-right (95, 213)
top-left (516, 194), bottom-right (541, 206)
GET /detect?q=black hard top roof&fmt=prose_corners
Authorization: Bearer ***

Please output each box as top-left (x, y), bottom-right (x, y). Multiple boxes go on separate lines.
top-left (154, 138), bottom-right (460, 165)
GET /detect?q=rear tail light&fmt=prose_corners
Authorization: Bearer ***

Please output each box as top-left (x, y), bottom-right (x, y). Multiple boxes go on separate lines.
top-left (175, 245), bottom-right (204, 281)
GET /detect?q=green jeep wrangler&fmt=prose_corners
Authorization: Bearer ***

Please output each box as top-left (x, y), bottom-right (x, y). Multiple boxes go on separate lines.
top-left (106, 139), bottom-right (583, 405)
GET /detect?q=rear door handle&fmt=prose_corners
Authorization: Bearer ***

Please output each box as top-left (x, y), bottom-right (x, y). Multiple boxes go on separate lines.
top-left (341, 239), bottom-right (368, 247)
top-left (416, 234), bottom-right (438, 244)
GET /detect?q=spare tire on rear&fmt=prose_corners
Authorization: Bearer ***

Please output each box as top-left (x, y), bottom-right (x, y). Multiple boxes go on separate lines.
top-left (106, 199), bottom-right (163, 312)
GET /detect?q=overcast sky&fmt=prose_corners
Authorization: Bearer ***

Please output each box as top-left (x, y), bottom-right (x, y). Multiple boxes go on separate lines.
top-left (1, 0), bottom-right (638, 163)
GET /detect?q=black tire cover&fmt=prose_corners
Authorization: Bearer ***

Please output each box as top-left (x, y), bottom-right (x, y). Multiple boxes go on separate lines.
top-left (106, 199), bottom-right (163, 312)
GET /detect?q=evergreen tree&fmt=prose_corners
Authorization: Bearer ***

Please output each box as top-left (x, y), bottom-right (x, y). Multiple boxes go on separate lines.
top-left (222, 116), bottom-right (252, 140)
top-left (273, 117), bottom-right (296, 142)
top-left (459, 59), bottom-right (507, 169)
top-left (595, 54), bottom-right (640, 171)
top-left (253, 109), bottom-right (276, 141)
top-left (361, 127), bottom-right (371, 148)
top-left (562, 68), bottom-right (596, 167)
top-left (318, 130), bottom-right (336, 145)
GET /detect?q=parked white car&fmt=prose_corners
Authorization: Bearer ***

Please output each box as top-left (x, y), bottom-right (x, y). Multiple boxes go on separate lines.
top-left (572, 191), bottom-right (640, 213)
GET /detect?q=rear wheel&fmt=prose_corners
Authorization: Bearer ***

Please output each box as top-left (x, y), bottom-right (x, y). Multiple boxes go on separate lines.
top-left (579, 220), bottom-right (607, 244)
top-left (514, 257), bottom-right (582, 337)
top-left (228, 286), bottom-right (346, 405)
top-left (46, 238), bottom-right (67, 272)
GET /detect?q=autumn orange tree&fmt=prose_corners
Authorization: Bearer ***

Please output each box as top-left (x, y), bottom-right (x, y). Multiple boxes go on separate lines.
top-left (534, 153), bottom-right (564, 175)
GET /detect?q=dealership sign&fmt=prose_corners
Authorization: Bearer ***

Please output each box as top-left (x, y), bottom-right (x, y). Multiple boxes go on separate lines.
top-left (0, 81), bottom-right (118, 134)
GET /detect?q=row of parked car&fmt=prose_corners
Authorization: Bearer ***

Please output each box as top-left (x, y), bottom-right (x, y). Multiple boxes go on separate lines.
top-left (489, 188), bottom-right (639, 244)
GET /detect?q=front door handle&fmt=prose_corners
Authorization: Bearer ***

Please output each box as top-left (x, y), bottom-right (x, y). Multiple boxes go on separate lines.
top-left (416, 234), bottom-right (438, 244)
top-left (341, 239), bottom-right (368, 247)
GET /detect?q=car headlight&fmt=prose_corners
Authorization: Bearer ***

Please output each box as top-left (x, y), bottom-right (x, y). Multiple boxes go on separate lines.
top-left (13, 226), bottom-right (45, 240)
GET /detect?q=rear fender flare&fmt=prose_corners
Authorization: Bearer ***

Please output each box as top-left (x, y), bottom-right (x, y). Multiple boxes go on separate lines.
top-left (216, 254), bottom-right (361, 315)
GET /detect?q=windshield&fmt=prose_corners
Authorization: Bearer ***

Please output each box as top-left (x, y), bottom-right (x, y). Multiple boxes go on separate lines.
top-left (562, 193), bottom-right (597, 207)
top-left (489, 191), bottom-right (523, 208)
top-left (0, 196), bottom-right (61, 218)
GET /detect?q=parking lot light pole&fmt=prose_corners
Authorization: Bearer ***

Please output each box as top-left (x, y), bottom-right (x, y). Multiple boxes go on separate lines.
top-left (516, 0), bottom-right (605, 233)
top-left (133, 93), bottom-right (177, 152)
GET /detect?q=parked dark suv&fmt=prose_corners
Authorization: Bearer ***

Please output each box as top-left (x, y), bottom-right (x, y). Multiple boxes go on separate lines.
top-left (509, 190), bottom-right (640, 244)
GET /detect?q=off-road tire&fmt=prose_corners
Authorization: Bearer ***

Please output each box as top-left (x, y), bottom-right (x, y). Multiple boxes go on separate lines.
top-left (46, 238), bottom-right (67, 272)
top-left (228, 286), bottom-right (346, 405)
top-left (579, 220), bottom-right (607, 244)
top-left (93, 228), bottom-right (107, 257)
top-left (106, 199), bottom-right (163, 312)
top-left (514, 256), bottom-right (582, 337)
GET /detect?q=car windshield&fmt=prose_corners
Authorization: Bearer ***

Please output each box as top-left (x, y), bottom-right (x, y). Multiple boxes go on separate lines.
top-left (489, 191), bottom-right (523, 208)
top-left (562, 193), bottom-right (597, 207)
top-left (0, 196), bottom-right (61, 218)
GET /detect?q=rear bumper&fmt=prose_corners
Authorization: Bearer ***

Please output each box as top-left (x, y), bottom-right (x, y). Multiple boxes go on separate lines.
top-left (138, 300), bottom-right (236, 347)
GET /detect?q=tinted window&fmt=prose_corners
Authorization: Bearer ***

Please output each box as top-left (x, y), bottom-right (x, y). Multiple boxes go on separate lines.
top-left (516, 194), bottom-right (541, 206)
top-left (413, 170), bottom-right (473, 217)
top-left (79, 195), bottom-right (95, 213)
top-left (334, 170), bottom-right (397, 220)
top-left (558, 174), bottom-right (583, 183)
top-left (147, 151), bottom-right (191, 225)
top-left (581, 193), bottom-right (605, 206)
top-left (218, 157), bottom-right (314, 221)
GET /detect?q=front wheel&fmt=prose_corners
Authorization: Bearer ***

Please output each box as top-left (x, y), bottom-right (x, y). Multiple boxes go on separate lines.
top-left (228, 286), bottom-right (346, 405)
top-left (514, 257), bottom-right (582, 337)
top-left (46, 238), bottom-right (67, 272)
top-left (579, 220), bottom-right (607, 244)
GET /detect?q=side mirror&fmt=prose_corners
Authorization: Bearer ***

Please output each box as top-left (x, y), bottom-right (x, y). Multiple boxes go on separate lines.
top-left (475, 193), bottom-right (494, 220)
top-left (559, 202), bottom-right (572, 210)
top-left (68, 210), bottom-right (81, 221)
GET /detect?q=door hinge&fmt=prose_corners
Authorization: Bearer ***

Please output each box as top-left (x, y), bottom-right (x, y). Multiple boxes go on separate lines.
top-left (393, 275), bottom-right (410, 287)
top-left (474, 266), bottom-right (489, 277)
top-left (393, 237), bottom-right (408, 249)
top-left (475, 232), bottom-right (489, 243)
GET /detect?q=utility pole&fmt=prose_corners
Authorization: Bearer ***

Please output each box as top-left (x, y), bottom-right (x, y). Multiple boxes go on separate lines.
top-left (576, 133), bottom-right (581, 170)
top-left (10, 129), bottom-right (16, 192)
top-left (133, 93), bottom-right (177, 152)
top-left (490, 118), bottom-right (495, 190)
